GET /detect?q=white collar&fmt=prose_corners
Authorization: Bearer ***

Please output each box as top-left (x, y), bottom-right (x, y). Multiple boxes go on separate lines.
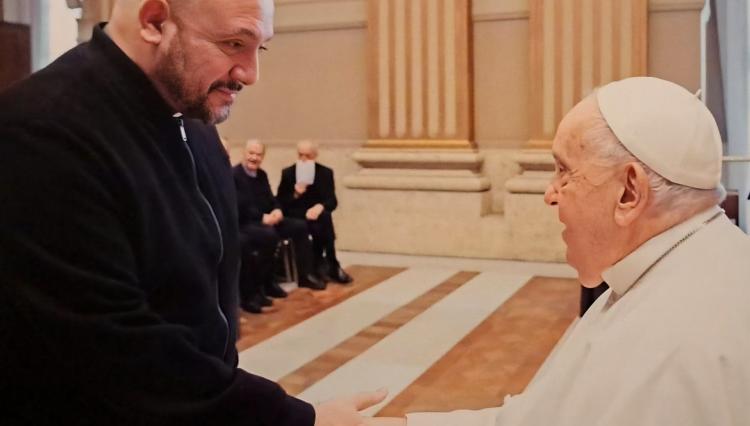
top-left (242, 165), bottom-right (258, 178)
top-left (601, 205), bottom-right (723, 297)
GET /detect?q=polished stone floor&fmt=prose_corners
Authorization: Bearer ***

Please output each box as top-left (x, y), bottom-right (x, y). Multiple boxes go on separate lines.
top-left (236, 251), bottom-right (580, 417)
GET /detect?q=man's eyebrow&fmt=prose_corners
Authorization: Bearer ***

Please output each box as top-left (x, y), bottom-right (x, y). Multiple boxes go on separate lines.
top-left (552, 152), bottom-right (566, 166)
top-left (225, 28), bottom-right (259, 39)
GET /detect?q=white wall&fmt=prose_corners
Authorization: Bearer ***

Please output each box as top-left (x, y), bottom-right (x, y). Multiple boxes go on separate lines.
top-left (46, 0), bottom-right (79, 65)
top-left (3, 0), bottom-right (31, 24)
top-left (3, 0), bottom-right (78, 71)
top-left (715, 0), bottom-right (750, 230)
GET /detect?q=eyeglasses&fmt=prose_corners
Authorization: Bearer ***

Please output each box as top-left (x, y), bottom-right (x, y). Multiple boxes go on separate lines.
top-left (550, 162), bottom-right (618, 191)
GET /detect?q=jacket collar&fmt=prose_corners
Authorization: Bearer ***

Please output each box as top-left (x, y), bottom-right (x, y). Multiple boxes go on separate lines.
top-left (88, 23), bottom-right (176, 124)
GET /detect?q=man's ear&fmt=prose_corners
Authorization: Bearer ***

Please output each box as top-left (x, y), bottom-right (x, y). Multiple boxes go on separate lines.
top-left (138, 0), bottom-right (170, 45)
top-left (614, 162), bottom-right (650, 227)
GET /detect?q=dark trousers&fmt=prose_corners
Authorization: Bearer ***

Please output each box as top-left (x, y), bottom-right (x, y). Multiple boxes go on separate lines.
top-left (239, 218), bottom-right (313, 301)
top-left (306, 210), bottom-right (340, 270)
top-left (276, 218), bottom-right (314, 280)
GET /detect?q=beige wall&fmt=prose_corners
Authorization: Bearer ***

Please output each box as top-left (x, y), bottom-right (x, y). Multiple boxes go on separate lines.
top-left (220, 28), bottom-right (368, 145)
top-left (221, 4), bottom-right (703, 149)
top-left (473, 18), bottom-right (531, 148)
top-left (221, 0), bottom-right (706, 258)
top-left (649, 9), bottom-right (702, 91)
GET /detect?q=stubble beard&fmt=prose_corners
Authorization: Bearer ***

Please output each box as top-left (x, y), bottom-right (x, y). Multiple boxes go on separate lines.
top-left (154, 37), bottom-right (218, 124)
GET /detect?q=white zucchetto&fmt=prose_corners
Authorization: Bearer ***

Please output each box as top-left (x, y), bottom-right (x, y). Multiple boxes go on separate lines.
top-left (597, 77), bottom-right (723, 189)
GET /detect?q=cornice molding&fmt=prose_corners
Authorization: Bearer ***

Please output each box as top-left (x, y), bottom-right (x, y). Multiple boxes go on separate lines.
top-left (273, 0), bottom-right (704, 33)
top-left (275, 0), bottom-right (366, 33)
top-left (649, 0), bottom-right (705, 12)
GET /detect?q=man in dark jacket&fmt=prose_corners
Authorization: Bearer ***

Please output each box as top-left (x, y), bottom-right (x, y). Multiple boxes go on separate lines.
top-left (0, 0), bottom-right (382, 424)
top-left (234, 140), bottom-right (326, 313)
top-left (277, 140), bottom-right (353, 284)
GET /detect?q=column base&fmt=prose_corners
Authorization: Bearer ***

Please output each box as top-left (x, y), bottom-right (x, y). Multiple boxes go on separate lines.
top-left (343, 148), bottom-right (490, 192)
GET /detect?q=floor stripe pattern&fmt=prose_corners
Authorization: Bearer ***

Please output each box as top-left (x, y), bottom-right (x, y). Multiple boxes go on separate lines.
top-left (237, 265), bottom-right (580, 417)
top-left (238, 266), bottom-right (458, 379)
top-left (278, 271), bottom-right (480, 395)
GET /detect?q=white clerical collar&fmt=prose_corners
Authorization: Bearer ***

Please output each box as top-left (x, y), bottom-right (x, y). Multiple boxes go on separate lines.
top-left (243, 165), bottom-right (258, 178)
top-left (601, 205), bottom-right (723, 298)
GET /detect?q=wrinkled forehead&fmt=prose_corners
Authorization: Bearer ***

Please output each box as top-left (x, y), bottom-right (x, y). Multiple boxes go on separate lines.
top-left (552, 97), bottom-right (599, 160)
top-left (185, 0), bottom-right (275, 39)
top-left (298, 142), bottom-right (317, 154)
top-left (246, 141), bottom-right (265, 153)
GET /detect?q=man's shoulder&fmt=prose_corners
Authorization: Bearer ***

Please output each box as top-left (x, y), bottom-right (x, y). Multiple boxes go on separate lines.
top-left (315, 163), bottom-right (333, 172)
top-left (0, 44), bottom-right (95, 127)
top-left (315, 163), bottom-right (334, 178)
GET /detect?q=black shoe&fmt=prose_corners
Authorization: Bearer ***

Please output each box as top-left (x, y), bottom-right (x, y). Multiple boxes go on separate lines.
top-left (316, 264), bottom-right (331, 283)
top-left (240, 299), bottom-right (262, 314)
top-left (299, 273), bottom-right (326, 291)
top-left (265, 281), bottom-right (288, 299)
top-left (252, 292), bottom-right (273, 307)
top-left (329, 266), bottom-right (353, 284)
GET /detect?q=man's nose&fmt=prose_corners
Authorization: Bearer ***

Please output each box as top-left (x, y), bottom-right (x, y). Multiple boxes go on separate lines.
top-left (231, 53), bottom-right (259, 86)
top-left (231, 67), bottom-right (256, 86)
top-left (544, 183), bottom-right (558, 206)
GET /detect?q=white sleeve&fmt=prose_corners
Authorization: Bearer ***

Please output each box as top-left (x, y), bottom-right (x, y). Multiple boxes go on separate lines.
top-left (406, 407), bottom-right (502, 426)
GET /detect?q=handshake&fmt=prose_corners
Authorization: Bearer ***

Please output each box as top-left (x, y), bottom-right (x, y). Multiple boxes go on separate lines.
top-left (313, 389), bottom-right (405, 426)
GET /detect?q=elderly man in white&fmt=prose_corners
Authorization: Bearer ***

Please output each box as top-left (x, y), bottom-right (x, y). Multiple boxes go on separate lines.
top-left (367, 77), bottom-right (750, 425)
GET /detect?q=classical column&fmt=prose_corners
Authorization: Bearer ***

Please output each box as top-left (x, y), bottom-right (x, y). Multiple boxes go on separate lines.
top-left (339, 0), bottom-right (492, 257)
top-left (366, 0), bottom-right (472, 149)
top-left (529, 0), bottom-right (648, 146)
top-left (346, 0), bottom-right (488, 192)
top-left (504, 0), bottom-right (648, 260)
top-left (508, 0), bottom-right (649, 190)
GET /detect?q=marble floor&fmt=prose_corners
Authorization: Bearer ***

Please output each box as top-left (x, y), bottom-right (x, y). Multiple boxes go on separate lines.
top-left (236, 251), bottom-right (580, 417)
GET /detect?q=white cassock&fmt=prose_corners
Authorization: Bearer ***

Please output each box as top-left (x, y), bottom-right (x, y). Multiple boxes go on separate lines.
top-left (407, 206), bottom-right (750, 426)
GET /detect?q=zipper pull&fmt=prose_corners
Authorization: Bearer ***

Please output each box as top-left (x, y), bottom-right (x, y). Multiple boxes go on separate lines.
top-left (178, 118), bottom-right (187, 142)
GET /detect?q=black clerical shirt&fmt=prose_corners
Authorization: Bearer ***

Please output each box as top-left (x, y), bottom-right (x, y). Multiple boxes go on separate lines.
top-left (233, 166), bottom-right (281, 229)
top-left (0, 25), bottom-right (313, 426)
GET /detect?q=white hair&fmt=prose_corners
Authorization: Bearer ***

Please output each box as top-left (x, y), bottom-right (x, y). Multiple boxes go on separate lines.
top-left (245, 139), bottom-right (265, 152)
top-left (584, 97), bottom-right (726, 212)
top-left (297, 140), bottom-right (318, 154)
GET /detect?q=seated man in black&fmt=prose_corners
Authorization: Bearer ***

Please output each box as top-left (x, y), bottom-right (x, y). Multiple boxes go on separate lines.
top-left (277, 140), bottom-right (353, 284)
top-left (234, 140), bottom-right (325, 313)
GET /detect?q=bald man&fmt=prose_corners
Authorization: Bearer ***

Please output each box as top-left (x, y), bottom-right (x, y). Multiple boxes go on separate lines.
top-left (369, 78), bottom-right (750, 426)
top-left (233, 140), bottom-right (326, 314)
top-left (277, 140), bottom-right (353, 284)
top-left (0, 1), bottom-right (383, 425)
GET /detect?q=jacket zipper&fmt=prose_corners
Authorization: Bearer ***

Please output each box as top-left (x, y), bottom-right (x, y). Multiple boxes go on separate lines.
top-left (177, 116), bottom-right (229, 356)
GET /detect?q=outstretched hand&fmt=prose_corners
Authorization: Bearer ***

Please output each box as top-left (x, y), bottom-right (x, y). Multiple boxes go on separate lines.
top-left (314, 389), bottom-right (388, 426)
top-left (364, 418), bottom-right (407, 426)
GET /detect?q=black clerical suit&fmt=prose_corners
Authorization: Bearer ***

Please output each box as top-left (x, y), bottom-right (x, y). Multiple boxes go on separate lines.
top-left (0, 25), bottom-right (313, 425)
top-left (277, 162), bottom-right (343, 273)
top-left (233, 165), bottom-right (315, 298)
